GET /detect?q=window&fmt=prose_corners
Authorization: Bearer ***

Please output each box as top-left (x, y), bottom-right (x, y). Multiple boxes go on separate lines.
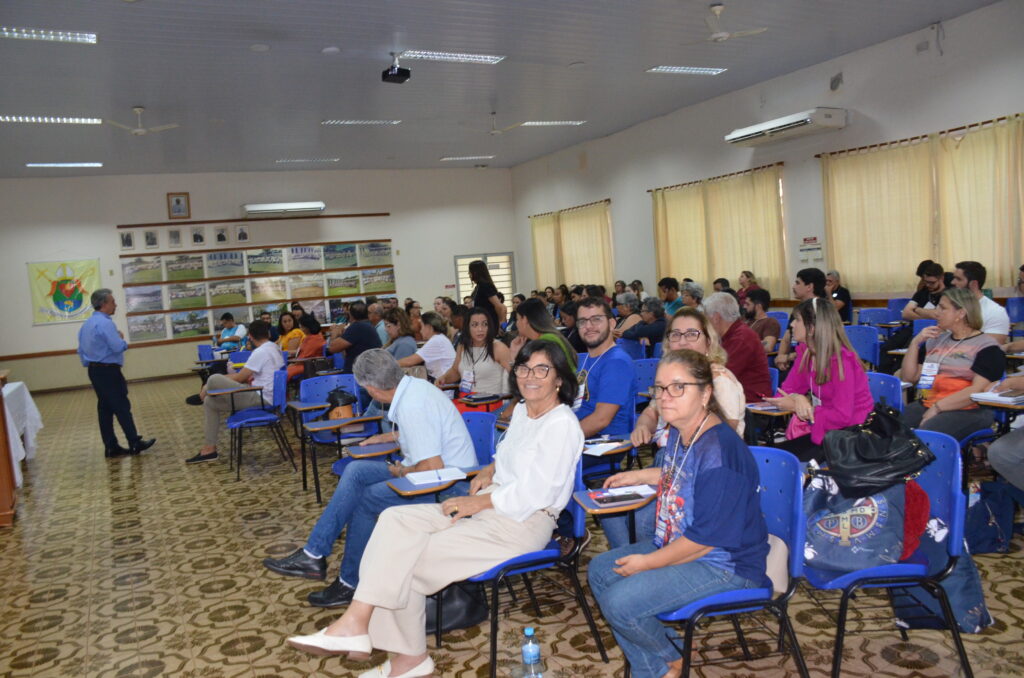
top-left (454, 253), bottom-right (515, 303)
top-left (529, 199), bottom-right (613, 288)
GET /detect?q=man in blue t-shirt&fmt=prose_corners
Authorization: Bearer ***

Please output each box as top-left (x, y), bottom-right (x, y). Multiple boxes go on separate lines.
top-left (327, 300), bottom-right (382, 374)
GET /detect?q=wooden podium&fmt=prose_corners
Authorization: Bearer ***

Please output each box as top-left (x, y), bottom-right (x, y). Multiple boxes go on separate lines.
top-left (0, 371), bottom-right (16, 527)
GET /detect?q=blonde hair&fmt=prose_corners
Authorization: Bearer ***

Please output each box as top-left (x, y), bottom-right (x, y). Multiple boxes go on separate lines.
top-left (794, 297), bottom-right (854, 385)
top-left (943, 288), bottom-right (982, 331)
top-left (741, 270), bottom-right (758, 286)
top-left (664, 307), bottom-right (728, 366)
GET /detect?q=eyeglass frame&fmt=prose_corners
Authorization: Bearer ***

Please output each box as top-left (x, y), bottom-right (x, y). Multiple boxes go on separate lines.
top-left (667, 329), bottom-right (703, 342)
top-left (513, 363), bottom-right (553, 379)
top-left (650, 381), bottom-right (705, 398)
top-left (577, 313), bottom-right (612, 327)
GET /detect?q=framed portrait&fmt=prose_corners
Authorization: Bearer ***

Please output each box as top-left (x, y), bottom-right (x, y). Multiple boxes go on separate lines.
top-left (214, 226), bottom-right (229, 244)
top-left (144, 230), bottom-right (159, 249)
top-left (120, 231), bottom-right (135, 251)
top-left (167, 192), bottom-right (191, 220)
top-left (167, 228), bottom-right (182, 248)
top-left (234, 224), bottom-right (250, 243)
top-left (190, 226), bottom-right (206, 246)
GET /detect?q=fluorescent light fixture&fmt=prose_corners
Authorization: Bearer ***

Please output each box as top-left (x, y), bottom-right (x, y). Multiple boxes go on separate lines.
top-left (646, 65), bottom-right (726, 75)
top-left (25, 162), bottom-right (103, 168)
top-left (1, 115), bottom-right (102, 124)
top-left (402, 50), bottom-right (505, 65)
top-left (1, 26), bottom-right (97, 44)
top-left (243, 201), bottom-right (326, 216)
top-left (519, 120), bottom-right (587, 127)
top-left (440, 155), bottom-right (496, 162)
top-left (274, 158), bottom-right (340, 164)
top-left (321, 120), bottom-right (401, 126)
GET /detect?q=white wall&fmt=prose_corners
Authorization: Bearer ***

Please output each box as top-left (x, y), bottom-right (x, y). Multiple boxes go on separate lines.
top-left (510, 0), bottom-right (1024, 297)
top-left (0, 168), bottom-right (514, 389)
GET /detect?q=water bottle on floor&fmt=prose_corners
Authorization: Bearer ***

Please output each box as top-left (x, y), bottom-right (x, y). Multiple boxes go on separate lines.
top-left (520, 626), bottom-right (544, 677)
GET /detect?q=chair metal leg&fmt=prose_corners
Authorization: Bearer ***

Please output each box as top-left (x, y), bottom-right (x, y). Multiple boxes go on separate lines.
top-left (488, 578), bottom-right (501, 678)
top-left (503, 577), bottom-right (518, 604)
top-left (311, 443), bottom-right (322, 504)
top-left (926, 581), bottom-right (975, 678)
top-left (235, 428), bottom-right (244, 480)
top-left (228, 429), bottom-right (235, 470)
top-left (732, 616), bottom-right (753, 660)
top-left (300, 434), bottom-right (308, 490)
top-left (520, 573), bottom-right (542, 618)
top-left (776, 604), bottom-right (810, 678)
top-left (272, 423), bottom-right (296, 470)
top-left (434, 590), bottom-right (444, 649)
top-left (681, 613), bottom-right (700, 678)
top-left (566, 564), bottom-right (609, 662)
top-left (831, 585), bottom-right (857, 678)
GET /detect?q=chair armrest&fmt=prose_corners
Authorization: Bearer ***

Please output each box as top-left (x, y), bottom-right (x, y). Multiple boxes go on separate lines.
top-left (286, 400), bottom-right (330, 412)
top-left (207, 385), bottom-right (261, 396)
top-left (303, 415), bottom-right (384, 434)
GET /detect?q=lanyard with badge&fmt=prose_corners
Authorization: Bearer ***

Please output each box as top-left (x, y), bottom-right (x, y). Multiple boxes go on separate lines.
top-left (916, 333), bottom-right (976, 391)
top-left (460, 346), bottom-right (486, 393)
top-left (574, 350), bottom-right (607, 411)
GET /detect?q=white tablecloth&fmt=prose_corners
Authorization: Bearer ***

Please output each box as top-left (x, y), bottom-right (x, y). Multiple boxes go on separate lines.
top-left (5, 381), bottom-right (43, 488)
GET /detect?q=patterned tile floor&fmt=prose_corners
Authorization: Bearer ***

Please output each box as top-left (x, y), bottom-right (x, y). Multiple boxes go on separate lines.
top-left (2, 375), bottom-right (1023, 677)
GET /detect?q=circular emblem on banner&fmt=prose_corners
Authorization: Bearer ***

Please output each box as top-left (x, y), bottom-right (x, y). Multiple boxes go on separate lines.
top-left (810, 494), bottom-right (889, 547)
top-left (48, 264), bottom-right (86, 314)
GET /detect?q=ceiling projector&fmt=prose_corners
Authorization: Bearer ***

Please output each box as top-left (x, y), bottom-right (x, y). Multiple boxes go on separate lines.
top-left (382, 53), bottom-right (410, 84)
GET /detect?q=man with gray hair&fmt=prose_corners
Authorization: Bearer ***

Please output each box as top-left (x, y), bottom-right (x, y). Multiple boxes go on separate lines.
top-left (680, 280), bottom-right (705, 309)
top-left (77, 289), bottom-right (155, 457)
top-left (263, 349), bottom-right (476, 608)
top-left (620, 297), bottom-right (667, 356)
top-left (704, 292), bottom-right (771, 403)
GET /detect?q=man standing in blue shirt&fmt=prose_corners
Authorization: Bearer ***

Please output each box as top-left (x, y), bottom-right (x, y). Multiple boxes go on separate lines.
top-left (77, 289), bottom-right (156, 458)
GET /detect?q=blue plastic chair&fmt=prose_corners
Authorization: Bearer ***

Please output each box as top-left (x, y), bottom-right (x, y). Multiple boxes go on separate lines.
top-left (633, 358), bottom-right (659, 399)
top-left (616, 338), bottom-right (646, 360)
top-left (624, 447), bottom-right (809, 678)
top-left (225, 368), bottom-right (295, 480)
top-left (857, 308), bottom-right (891, 326)
top-left (888, 298), bottom-right (912, 322)
top-left (652, 341), bottom-right (664, 359)
top-left (435, 460), bottom-right (608, 677)
top-left (767, 311), bottom-right (790, 337)
top-left (866, 371), bottom-right (904, 413)
top-left (768, 367), bottom-right (779, 396)
top-left (197, 344), bottom-right (214, 361)
top-left (461, 411), bottom-right (497, 466)
top-left (1007, 297), bottom-right (1024, 338)
top-left (912, 318), bottom-right (937, 337)
top-left (802, 430), bottom-right (973, 678)
top-left (227, 350), bottom-right (251, 364)
top-left (844, 325), bottom-right (880, 367)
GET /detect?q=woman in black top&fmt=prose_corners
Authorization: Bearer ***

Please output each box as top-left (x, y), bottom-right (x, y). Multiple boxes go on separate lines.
top-left (468, 259), bottom-right (507, 327)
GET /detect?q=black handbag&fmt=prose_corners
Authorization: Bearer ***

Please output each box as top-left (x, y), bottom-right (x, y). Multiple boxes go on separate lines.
top-left (814, 403), bottom-right (935, 498)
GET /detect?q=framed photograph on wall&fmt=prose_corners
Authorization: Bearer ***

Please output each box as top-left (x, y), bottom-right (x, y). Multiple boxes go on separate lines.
top-left (167, 228), bottom-right (182, 248)
top-left (214, 226), bottom-right (229, 244)
top-left (120, 231), bottom-right (135, 251)
top-left (144, 230), bottom-right (159, 249)
top-left (190, 226), bottom-right (206, 246)
top-left (167, 192), bottom-right (190, 220)
top-left (234, 224), bottom-right (250, 243)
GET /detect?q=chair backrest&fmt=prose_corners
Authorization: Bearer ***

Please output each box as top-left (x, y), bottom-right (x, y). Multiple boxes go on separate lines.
top-left (887, 298), bottom-right (911, 322)
top-left (748, 446), bottom-right (805, 578)
top-left (857, 308), bottom-right (891, 326)
top-left (866, 371), bottom-right (904, 412)
top-left (461, 411), bottom-right (497, 465)
top-left (616, 338), bottom-right (645, 361)
top-left (768, 367), bottom-right (779, 396)
top-left (568, 460), bottom-right (588, 539)
top-left (912, 318), bottom-right (937, 336)
top-left (228, 350), bottom-right (252, 364)
top-left (1007, 297), bottom-right (1024, 323)
top-left (652, 341), bottom-right (663, 359)
top-left (633, 358), bottom-right (659, 397)
top-left (767, 311), bottom-right (789, 336)
top-left (270, 368), bottom-right (288, 413)
top-left (911, 429), bottom-right (965, 557)
top-left (197, 344), bottom-right (214, 361)
top-left (298, 374), bottom-right (345, 413)
top-left (844, 325), bottom-right (880, 366)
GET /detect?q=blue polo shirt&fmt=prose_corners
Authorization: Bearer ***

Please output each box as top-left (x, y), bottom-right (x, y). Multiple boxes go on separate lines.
top-left (77, 311), bottom-right (128, 366)
top-left (575, 345), bottom-right (636, 436)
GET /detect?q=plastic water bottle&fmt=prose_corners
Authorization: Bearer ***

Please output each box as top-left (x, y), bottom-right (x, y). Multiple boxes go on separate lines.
top-left (520, 627), bottom-right (544, 677)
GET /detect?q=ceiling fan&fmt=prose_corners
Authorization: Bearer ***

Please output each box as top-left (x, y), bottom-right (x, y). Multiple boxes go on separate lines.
top-left (488, 111), bottom-right (522, 136)
top-left (107, 106), bottom-right (180, 136)
top-left (699, 2), bottom-right (767, 43)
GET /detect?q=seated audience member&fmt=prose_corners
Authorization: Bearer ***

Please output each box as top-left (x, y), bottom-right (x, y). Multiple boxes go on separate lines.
top-left (766, 298), bottom-right (873, 462)
top-left (212, 312), bottom-right (248, 352)
top-left (570, 285), bottom-right (587, 302)
top-left (432, 296), bottom-right (447, 315)
top-left (585, 284), bottom-right (605, 301)
top-left (952, 260), bottom-right (1010, 343)
top-left (286, 341), bottom-right (583, 676)
top-left (277, 311), bottom-right (304, 354)
top-left (704, 292), bottom-right (772, 403)
top-left (507, 293), bottom-right (526, 326)
top-left (826, 269), bottom-right (853, 323)
top-left (382, 297), bottom-right (399, 312)
top-left (559, 301), bottom-right (588, 354)
top-left (736, 270), bottom-right (760, 305)
top-left (511, 297), bottom-right (578, 370)
top-left (1017, 263), bottom-right (1024, 297)
top-left (438, 307), bottom-right (511, 402)
top-left (774, 267), bottom-right (828, 371)
top-left (440, 298), bottom-right (459, 340)
top-left (680, 280), bottom-right (705, 309)
top-left (658, 277), bottom-right (683, 316)
top-left (986, 374), bottom-right (1024, 490)
top-left (468, 259), bottom-right (507, 327)
top-left (621, 298), bottom-right (667, 352)
top-left (186, 320), bottom-right (284, 464)
top-left (612, 292), bottom-right (643, 337)
top-left (286, 314), bottom-right (325, 382)
top-left (259, 311), bottom-right (279, 343)
top-left (367, 302), bottom-right (387, 346)
top-left (614, 280), bottom-right (627, 297)
top-left (916, 259), bottom-right (955, 290)
top-left (328, 301), bottom-right (382, 374)
top-left (589, 350), bottom-right (769, 678)
top-left (743, 288), bottom-right (780, 352)
top-left (398, 311), bottom-right (455, 380)
top-left (713, 278), bottom-right (730, 292)
top-left (265, 349), bottom-right (476, 608)
top-left (900, 288), bottom-right (1005, 440)
top-left (405, 300), bottom-right (425, 341)
top-left (290, 302), bottom-right (306, 322)
top-left (381, 308), bottom-right (418, 360)
top-left (449, 305), bottom-right (469, 346)
top-left (879, 261), bottom-right (948, 373)
top-left (630, 279), bottom-right (652, 301)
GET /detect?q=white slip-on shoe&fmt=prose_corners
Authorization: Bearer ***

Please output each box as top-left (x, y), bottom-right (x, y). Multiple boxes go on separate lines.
top-left (286, 628), bottom-right (372, 657)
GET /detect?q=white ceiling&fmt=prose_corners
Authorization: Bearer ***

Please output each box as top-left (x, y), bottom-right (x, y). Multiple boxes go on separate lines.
top-left (0, 0), bottom-right (998, 178)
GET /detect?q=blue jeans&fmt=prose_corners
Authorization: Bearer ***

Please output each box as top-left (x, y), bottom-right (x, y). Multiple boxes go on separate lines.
top-left (588, 542), bottom-right (757, 678)
top-left (304, 460), bottom-right (394, 557)
top-left (598, 446), bottom-right (665, 549)
top-left (336, 480), bottom-right (471, 587)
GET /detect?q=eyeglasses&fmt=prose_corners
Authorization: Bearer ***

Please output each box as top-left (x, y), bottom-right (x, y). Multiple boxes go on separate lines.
top-left (667, 329), bottom-right (703, 343)
top-left (513, 364), bottom-right (552, 379)
top-left (651, 382), bottom-right (704, 398)
top-left (577, 314), bottom-right (611, 327)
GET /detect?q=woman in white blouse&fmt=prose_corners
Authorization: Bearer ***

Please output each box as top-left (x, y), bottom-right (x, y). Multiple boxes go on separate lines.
top-left (398, 311), bottom-right (455, 381)
top-left (287, 339), bottom-right (584, 678)
top-left (438, 307), bottom-right (511, 399)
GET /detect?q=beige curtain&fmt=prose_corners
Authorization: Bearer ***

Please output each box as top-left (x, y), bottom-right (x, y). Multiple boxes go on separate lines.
top-left (822, 141), bottom-right (935, 293)
top-left (936, 116), bottom-right (1024, 287)
top-left (558, 202), bottom-right (614, 286)
top-left (651, 165), bottom-right (786, 297)
top-left (530, 212), bottom-right (562, 289)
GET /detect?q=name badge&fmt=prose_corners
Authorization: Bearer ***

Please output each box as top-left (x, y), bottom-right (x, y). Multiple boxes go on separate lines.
top-left (917, 361), bottom-right (939, 390)
top-left (459, 369), bottom-right (475, 394)
top-left (573, 382), bottom-right (585, 411)
top-left (811, 392), bottom-right (822, 408)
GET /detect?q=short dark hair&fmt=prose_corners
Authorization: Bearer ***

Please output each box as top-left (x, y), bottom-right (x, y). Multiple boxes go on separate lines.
top-left (559, 301), bottom-right (578, 319)
top-left (713, 278), bottom-right (730, 289)
top-left (747, 288), bottom-right (771, 311)
top-left (298, 313), bottom-right (321, 334)
top-left (219, 312), bottom-right (234, 322)
top-left (916, 259), bottom-right (937, 277)
top-left (658, 277), bottom-right (679, 291)
top-left (508, 339), bottom-right (577, 407)
top-left (248, 319), bottom-right (271, 341)
top-left (955, 260), bottom-right (987, 288)
top-left (348, 301), bottom-right (369, 321)
top-left (290, 302), bottom-right (305, 312)
top-left (796, 268), bottom-right (828, 298)
top-left (919, 261), bottom-right (944, 279)
top-left (578, 296), bottom-right (612, 317)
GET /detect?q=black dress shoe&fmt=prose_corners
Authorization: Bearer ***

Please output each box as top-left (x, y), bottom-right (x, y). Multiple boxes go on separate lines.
top-left (104, 444), bottom-right (131, 458)
top-left (129, 438), bottom-right (156, 455)
top-left (185, 394), bottom-right (203, 406)
top-left (308, 578), bottom-right (355, 608)
top-left (263, 549), bottom-right (326, 580)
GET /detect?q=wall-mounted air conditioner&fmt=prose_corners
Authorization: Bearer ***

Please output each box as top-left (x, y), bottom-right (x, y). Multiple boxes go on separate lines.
top-left (725, 107), bottom-right (848, 147)
top-left (242, 201), bottom-right (326, 218)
